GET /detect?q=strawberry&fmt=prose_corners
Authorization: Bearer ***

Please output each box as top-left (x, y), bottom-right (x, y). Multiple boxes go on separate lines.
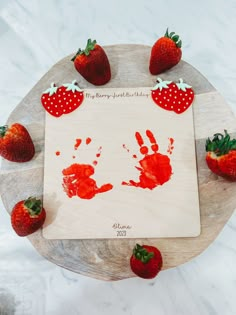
top-left (149, 28), bottom-right (182, 74)
top-left (71, 39), bottom-right (111, 85)
top-left (151, 78), bottom-right (194, 114)
top-left (206, 130), bottom-right (236, 180)
top-left (0, 123), bottom-right (35, 162)
top-left (41, 80), bottom-right (84, 117)
top-left (130, 244), bottom-right (163, 279)
top-left (11, 197), bottom-right (46, 236)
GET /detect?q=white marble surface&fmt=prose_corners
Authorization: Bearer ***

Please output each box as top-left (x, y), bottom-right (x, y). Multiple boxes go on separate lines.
top-left (0, 0), bottom-right (236, 314)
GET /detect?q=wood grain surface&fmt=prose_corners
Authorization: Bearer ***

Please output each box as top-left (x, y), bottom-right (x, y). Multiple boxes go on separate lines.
top-left (1, 45), bottom-right (236, 281)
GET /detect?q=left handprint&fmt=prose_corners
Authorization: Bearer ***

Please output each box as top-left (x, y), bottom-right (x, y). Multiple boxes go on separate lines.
top-left (62, 138), bottom-right (113, 199)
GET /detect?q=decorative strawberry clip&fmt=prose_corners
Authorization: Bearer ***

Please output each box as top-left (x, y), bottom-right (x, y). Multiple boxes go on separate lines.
top-left (151, 78), bottom-right (194, 114)
top-left (41, 80), bottom-right (84, 117)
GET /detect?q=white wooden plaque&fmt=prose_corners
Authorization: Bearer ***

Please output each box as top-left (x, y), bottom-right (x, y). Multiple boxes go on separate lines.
top-left (42, 87), bottom-right (200, 239)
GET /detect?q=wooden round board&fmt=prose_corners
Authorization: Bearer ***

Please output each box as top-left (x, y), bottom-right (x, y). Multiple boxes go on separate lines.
top-left (1, 44), bottom-right (236, 281)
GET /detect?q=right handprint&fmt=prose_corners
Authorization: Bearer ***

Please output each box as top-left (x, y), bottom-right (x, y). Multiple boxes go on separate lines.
top-left (122, 130), bottom-right (174, 190)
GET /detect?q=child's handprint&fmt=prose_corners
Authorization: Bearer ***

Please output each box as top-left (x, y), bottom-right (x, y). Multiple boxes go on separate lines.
top-left (62, 138), bottom-right (113, 199)
top-left (122, 130), bottom-right (174, 190)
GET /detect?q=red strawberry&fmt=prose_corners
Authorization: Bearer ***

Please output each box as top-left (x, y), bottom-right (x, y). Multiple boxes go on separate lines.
top-left (41, 80), bottom-right (84, 117)
top-left (11, 197), bottom-right (46, 236)
top-left (130, 244), bottom-right (163, 279)
top-left (0, 123), bottom-right (35, 162)
top-left (71, 39), bottom-right (111, 85)
top-left (151, 78), bottom-right (194, 114)
top-left (149, 28), bottom-right (182, 74)
top-left (206, 130), bottom-right (236, 180)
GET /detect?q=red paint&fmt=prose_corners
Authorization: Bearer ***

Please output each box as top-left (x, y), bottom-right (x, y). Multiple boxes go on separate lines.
top-left (151, 144), bottom-right (158, 152)
top-left (62, 142), bottom-right (111, 199)
top-left (140, 146), bottom-right (148, 155)
top-left (93, 146), bottom-right (102, 164)
top-left (146, 129), bottom-right (159, 153)
top-left (122, 144), bottom-right (130, 153)
top-left (95, 146), bottom-right (102, 160)
top-left (62, 163), bottom-right (113, 199)
top-left (74, 138), bottom-right (82, 150)
top-left (122, 130), bottom-right (174, 189)
top-left (55, 151), bottom-right (60, 156)
top-left (167, 138), bottom-right (175, 154)
top-left (123, 144), bottom-right (138, 159)
top-left (146, 130), bottom-right (156, 144)
top-left (135, 132), bottom-right (144, 147)
top-left (86, 137), bottom-right (92, 145)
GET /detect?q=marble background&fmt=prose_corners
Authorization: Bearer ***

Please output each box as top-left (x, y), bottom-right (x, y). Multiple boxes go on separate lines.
top-left (0, 0), bottom-right (236, 314)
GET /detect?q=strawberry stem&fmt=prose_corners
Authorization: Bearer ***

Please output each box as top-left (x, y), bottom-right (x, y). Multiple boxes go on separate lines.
top-left (24, 197), bottom-right (42, 216)
top-left (164, 28), bottom-right (182, 48)
top-left (206, 130), bottom-right (236, 156)
top-left (71, 39), bottom-right (97, 61)
top-left (0, 125), bottom-right (8, 137)
top-left (133, 244), bottom-right (154, 264)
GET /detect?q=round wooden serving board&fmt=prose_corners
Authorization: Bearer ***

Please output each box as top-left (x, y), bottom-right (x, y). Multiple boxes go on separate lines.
top-left (1, 45), bottom-right (236, 281)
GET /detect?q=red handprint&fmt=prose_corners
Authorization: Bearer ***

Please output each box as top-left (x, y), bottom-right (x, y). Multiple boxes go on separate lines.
top-left (122, 130), bottom-right (174, 190)
top-left (62, 139), bottom-right (113, 199)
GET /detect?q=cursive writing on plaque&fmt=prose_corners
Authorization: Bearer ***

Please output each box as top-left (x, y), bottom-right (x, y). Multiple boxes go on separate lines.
top-left (112, 223), bottom-right (132, 237)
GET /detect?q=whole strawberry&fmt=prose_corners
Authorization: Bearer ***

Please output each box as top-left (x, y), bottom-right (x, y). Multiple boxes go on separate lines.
top-left (71, 39), bottom-right (111, 85)
top-left (206, 130), bottom-right (236, 181)
top-left (149, 28), bottom-right (182, 75)
top-left (0, 123), bottom-right (35, 162)
top-left (11, 197), bottom-right (46, 236)
top-left (130, 244), bottom-right (163, 279)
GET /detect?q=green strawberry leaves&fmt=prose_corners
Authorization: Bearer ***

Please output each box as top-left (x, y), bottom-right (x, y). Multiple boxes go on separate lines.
top-left (83, 39), bottom-right (97, 56)
top-left (71, 38), bottom-right (97, 61)
top-left (165, 28), bottom-right (182, 48)
top-left (24, 197), bottom-right (42, 216)
top-left (133, 244), bottom-right (154, 264)
top-left (206, 130), bottom-right (236, 156)
top-left (0, 125), bottom-right (8, 137)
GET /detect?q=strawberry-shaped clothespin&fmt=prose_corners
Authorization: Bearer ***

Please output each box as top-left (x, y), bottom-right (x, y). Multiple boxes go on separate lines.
top-left (151, 78), bottom-right (194, 114)
top-left (41, 80), bottom-right (84, 117)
